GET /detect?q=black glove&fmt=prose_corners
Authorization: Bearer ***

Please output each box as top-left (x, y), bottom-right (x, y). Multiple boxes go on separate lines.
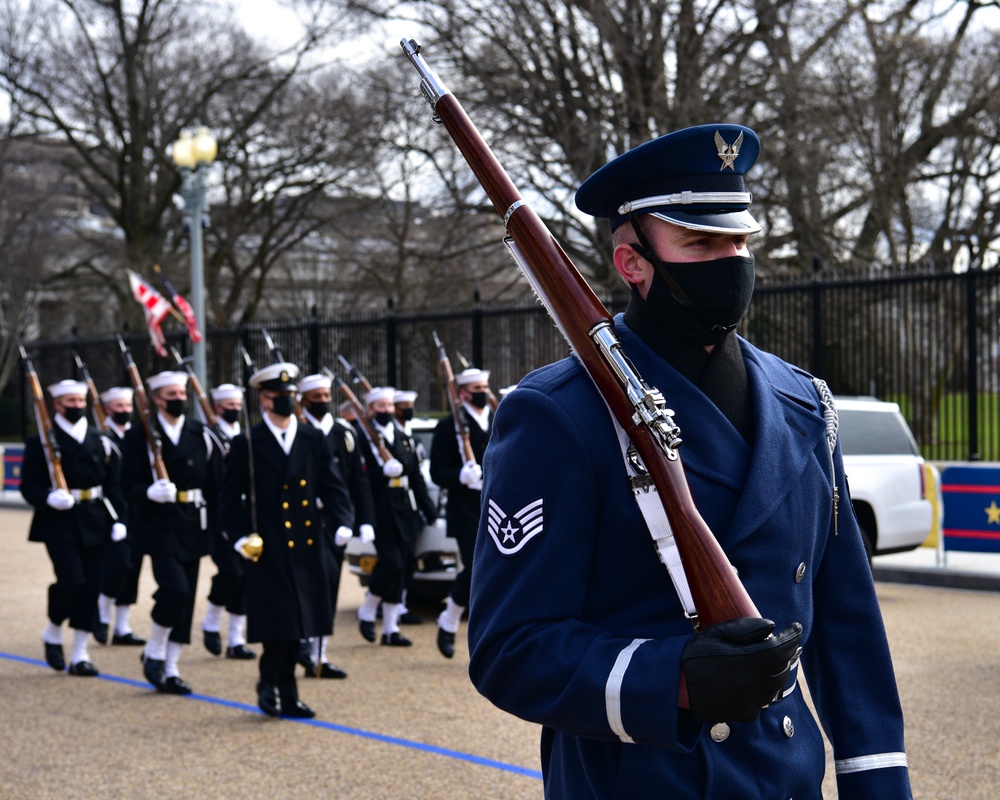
top-left (681, 617), bottom-right (803, 724)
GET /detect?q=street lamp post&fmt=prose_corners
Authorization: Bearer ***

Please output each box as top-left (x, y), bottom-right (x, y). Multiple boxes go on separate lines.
top-left (171, 127), bottom-right (217, 387)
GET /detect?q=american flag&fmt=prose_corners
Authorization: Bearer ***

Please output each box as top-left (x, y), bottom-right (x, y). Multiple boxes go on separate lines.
top-left (127, 270), bottom-right (173, 357)
top-left (154, 265), bottom-right (202, 344)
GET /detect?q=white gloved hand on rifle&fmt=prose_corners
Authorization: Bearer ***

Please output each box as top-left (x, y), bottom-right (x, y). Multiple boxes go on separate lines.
top-left (46, 488), bottom-right (76, 511)
top-left (334, 526), bottom-right (352, 547)
top-left (146, 479), bottom-right (177, 504)
top-left (359, 523), bottom-right (376, 543)
top-left (111, 522), bottom-right (127, 542)
top-left (459, 460), bottom-right (483, 487)
top-left (382, 459), bottom-right (404, 479)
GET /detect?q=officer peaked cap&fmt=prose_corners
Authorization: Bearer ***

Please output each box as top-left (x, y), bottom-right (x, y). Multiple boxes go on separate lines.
top-left (250, 362), bottom-right (300, 391)
top-left (575, 123), bottom-right (762, 234)
top-left (48, 380), bottom-right (88, 399)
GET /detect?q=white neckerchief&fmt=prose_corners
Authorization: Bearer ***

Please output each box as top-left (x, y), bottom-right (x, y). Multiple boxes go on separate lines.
top-left (305, 410), bottom-right (334, 436)
top-left (462, 401), bottom-right (491, 431)
top-left (395, 419), bottom-right (412, 437)
top-left (372, 418), bottom-right (394, 446)
top-left (218, 418), bottom-right (241, 439)
top-left (157, 412), bottom-right (185, 446)
top-left (108, 421), bottom-right (130, 438)
top-left (263, 413), bottom-right (297, 454)
top-left (55, 413), bottom-right (88, 443)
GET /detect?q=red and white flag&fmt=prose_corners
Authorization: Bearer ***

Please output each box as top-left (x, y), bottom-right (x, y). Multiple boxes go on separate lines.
top-left (154, 267), bottom-right (202, 344)
top-left (128, 269), bottom-right (172, 357)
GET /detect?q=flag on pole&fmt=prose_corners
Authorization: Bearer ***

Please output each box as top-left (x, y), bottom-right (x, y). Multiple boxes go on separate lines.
top-left (127, 270), bottom-right (173, 357)
top-left (153, 264), bottom-right (202, 344)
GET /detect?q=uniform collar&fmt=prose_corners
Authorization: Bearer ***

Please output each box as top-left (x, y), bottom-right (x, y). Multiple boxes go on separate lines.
top-left (55, 413), bottom-right (88, 443)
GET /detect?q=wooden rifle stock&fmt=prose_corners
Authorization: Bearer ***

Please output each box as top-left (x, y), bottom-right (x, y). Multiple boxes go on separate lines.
top-left (401, 39), bottom-right (758, 628)
top-left (433, 332), bottom-right (476, 464)
top-left (73, 351), bottom-right (108, 432)
top-left (20, 345), bottom-right (69, 491)
top-left (118, 337), bottom-right (170, 481)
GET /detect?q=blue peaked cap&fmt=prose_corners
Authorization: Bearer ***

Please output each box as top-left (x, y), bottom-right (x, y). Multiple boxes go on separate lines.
top-left (575, 123), bottom-right (762, 234)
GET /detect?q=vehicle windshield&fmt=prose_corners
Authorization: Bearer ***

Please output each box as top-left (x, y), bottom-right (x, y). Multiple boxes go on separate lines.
top-left (838, 408), bottom-right (920, 456)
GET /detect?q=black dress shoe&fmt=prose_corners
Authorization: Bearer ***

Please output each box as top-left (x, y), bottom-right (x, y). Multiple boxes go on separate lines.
top-left (281, 699), bottom-right (316, 719)
top-left (437, 627), bottom-right (456, 659)
top-left (380, 632), bottom-right (413, 647)
top-left (226, 644), bottom-right (257, 660)
top-left (306, 662), bottom-right (347, 679)
top-left (93, 622), bottom-right (108, 645)
top-left (203, 630), bottom-right (222, 656)
top-left (358, 620), bottom-right (376, 643)
top-left (68, 660), bottom-right (99, 676)
top-left (399, 611), bottom-right (424, 625)
top-left (44, 642), bottom-right (65, 671)
top-left (112, 632), bottom-right (146, 646)
top-left (257, 682), bottom-right (281, 717)
top-left (160, 676), bottom-right (193, 695)
top-left (141, 653), bottom-right (166, 689)
top-left (296, 640), bottom-right (314, 668)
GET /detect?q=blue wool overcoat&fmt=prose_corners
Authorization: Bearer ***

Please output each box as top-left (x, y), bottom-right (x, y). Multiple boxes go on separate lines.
top-left (468, 315), bottom-right (912, 799)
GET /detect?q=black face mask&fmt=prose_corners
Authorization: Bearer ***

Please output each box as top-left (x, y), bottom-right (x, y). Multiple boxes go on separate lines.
top-left (164, 398), bottom-right (186, 419)
top-left (307, 401), bottom-right (330, 419)
top-left (111, 411), bottom-right (132, 426)
top-left (221, 408), bottom-right (241, 424)
top-left (271, 395), bottom-right (296, 418)
top-left (640, 254), bottom-right (755, 346)
top-left (398, 408), bottom-right (415, 422)
top-left (374, 411), bottom-right (395, 427)
top-left (62, 407), bottom-right (86, 424)
top-left (468, 392), bottom-right (489, 409)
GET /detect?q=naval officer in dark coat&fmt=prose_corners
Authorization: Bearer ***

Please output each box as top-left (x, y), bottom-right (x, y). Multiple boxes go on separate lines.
top-left (21, 379), bottom-right (128, 677)
top-left (219, 362), bottom-right (354, 718)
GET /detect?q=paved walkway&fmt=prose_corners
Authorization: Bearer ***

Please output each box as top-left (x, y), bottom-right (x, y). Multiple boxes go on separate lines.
top-left (2, 506), bottom-right (998, 799)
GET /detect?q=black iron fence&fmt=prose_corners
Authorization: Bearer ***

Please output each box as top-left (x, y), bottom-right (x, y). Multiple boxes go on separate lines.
top-left (6, 268), bottom-right (1000, 461)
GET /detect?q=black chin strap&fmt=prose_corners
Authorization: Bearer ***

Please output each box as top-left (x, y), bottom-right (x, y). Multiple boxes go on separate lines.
top-left (628, 216), bottom-right (733, 334)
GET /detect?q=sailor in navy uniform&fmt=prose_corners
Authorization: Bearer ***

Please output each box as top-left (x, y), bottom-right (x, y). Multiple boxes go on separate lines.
top-left (94, 386), bottom-right (146, 647)
top-left (299, 373), bottom-right (377, 679)
top-left (429, 368), bottom-right (494, 659)
top-left (219, 362), bottom-right (354, 718)
top-left (354, 387), bottom-right (437, 647)
top-left (468, 124), bottom-right (912, 799)
top-left (121, 371), bottom-right (222, 696)
top-left (200, 383), bottom-right (256, 660)
top-left (20, 380), bottom-right (128, 677)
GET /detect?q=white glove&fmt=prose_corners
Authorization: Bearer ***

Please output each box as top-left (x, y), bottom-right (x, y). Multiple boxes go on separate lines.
top-left (469, 476), bottom-right (484, 491)
top-left (359, 523), bottom-right (376, 543)
top-left (334, 526), bottom-right (352, 546)
top-left (432, 518), bottom-right (446, 530)
top-left (459, 460), bottom-right (483, 487)
top-left (382, 459), bottom-right (404, 478)
top-left (233, 536), bottom-right (253, 561)
top-left (146, 479), bottom-right (177, 504)
top-left (46, 489), bottom-right (76, 511)
top-left (111, 522), bottom-right (127, 542)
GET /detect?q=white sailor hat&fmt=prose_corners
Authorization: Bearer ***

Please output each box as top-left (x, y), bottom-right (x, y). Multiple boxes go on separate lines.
top-left (575, 123), bottom-right (761, 234)
top-left (365, 386), bottom-right (395, 405)
top-left (210, 383), bottom-right (243, 401)
top-left (393, 390), bottom-right (418, 404)
top-left (249, 362), bottom-right (300, 391)
top-left (100, 386), bottom-right (134, 404)
top-left (147, 371), bottom-right (189, 391)
top-left (47, 380), bottom-right (88, 399)
top-left (299, 374), bottom-right (332, 395)
top-left (456, 368), bottom-right (490, 386)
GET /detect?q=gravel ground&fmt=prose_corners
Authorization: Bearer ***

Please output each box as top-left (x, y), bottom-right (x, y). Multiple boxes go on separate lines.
top-left (1, 505), bottom-right (997, 799)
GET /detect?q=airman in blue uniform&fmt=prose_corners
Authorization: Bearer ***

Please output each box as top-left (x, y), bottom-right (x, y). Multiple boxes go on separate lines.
top-left (468, 124), bottom-right (912, 799)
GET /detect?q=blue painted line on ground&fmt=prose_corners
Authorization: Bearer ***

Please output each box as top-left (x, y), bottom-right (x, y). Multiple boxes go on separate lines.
top-left (0, 650), bottom-right (543, 780)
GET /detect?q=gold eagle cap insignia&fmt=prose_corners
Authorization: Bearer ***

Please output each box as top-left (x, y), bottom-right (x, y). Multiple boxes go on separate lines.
top-left (280, 370), bottom-right (289, 382)
top-left (715, 130), bottom-right (743, 171)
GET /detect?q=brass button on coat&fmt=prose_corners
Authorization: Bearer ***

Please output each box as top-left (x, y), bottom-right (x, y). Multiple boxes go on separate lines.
top-left (287, 540), bottom-right (295, 548)
top-left (282, 501), bottom-right (289, 510)
top-left (284, 521), bottom-right (292, 529)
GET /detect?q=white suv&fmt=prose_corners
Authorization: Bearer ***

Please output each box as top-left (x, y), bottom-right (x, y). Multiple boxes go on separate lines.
top-left (836, 396), bottom-right (936, 557)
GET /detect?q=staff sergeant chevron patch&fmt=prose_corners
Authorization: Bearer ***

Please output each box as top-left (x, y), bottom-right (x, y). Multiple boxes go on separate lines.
top-left (487, 497), bottom-right (544, 555)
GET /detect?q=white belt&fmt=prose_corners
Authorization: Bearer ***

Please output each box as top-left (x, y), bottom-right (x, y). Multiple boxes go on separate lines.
top-left (70, 486), bottom-right (103, 501)
top-left (176, 488), bottom-right (204, 504)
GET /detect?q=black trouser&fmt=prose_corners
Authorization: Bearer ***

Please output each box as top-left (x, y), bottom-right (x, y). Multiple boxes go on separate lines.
top-left (149, 554), bottom-right (200, 643)
top-left (98, 539), bottom-right (132, 598)
top-left (449, 534), bottom-right (477, 609)
top-left (206, 545), bottom-right (247, 614)
top-left (115, 548), bottom-right (143, 606)
top-left (369, 526), bottom-right (415, 604)
top-left (45, 541), bottom-right (104, 631)
top-left (322, 539), bottom-right (345, 631)
top-left (259, 640), bottom-right (299, 699)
